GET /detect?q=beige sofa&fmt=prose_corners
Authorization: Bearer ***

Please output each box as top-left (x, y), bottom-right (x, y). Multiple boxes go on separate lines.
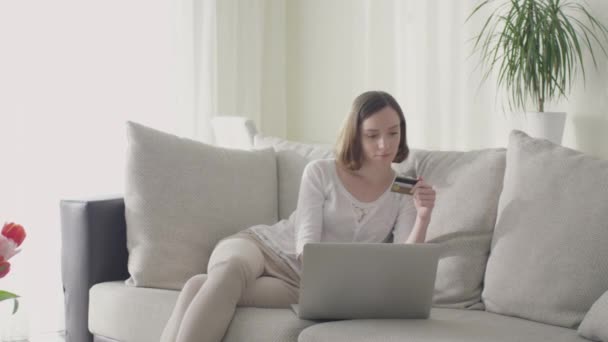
top-left (60, 117), bottom-right (608, 342)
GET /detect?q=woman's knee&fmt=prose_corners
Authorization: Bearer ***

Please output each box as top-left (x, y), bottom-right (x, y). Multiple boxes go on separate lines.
top-left (208, 256), bottom-right (260, 287)
top-left (181, 274), bottom-right (207, 292)
top-left (208, 238), bottom-right (264, 277)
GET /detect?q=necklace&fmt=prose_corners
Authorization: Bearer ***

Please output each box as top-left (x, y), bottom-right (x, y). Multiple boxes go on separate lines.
top-left (351, 203), bottom-right (370, 223)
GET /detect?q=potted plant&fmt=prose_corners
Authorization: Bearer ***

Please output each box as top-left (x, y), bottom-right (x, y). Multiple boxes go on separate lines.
top-left (467, 0), bottom-right (608, 143)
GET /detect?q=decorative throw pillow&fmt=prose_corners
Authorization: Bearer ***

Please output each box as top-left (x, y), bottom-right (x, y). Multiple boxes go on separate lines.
top-left (483, 130), bottom-right (608, 328)
top-left (579, 290), bottom-right (608, 342)
top-left (125, 122), bottom-right (278, 289)
top-left (393, 148), bottom-right (507, 308)
top-left (254, 134), bottom-right (333, 220)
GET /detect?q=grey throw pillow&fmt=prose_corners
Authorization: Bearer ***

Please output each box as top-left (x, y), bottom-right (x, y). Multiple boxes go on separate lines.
top-left (483, 130), bottom-right (608, 328)
top-left (579, 290), bottom-right (608, 342)
top-left (125, 122), bottom-right (278, 289)
top-left (394, 148), bottom-right (506, 309)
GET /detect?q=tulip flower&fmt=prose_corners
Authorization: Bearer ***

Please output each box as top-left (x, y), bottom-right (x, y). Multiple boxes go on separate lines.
top-left (0, 222), bottom-right (26, 314)
top-left (2, 222), bottom-right (26, 247)
top-left (0, 256), bottom-right (10, 278)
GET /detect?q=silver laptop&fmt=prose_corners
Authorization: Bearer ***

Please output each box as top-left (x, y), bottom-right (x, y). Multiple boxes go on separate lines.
top-left (292, 242), bottom-right (441, 320)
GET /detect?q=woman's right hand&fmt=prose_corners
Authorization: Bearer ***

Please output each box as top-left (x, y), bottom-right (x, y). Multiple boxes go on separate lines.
top-left (412, 177), bottom-right (436, 222)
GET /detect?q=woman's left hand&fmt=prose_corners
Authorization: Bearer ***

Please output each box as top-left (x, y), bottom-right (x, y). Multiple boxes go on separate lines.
top-left (412, 177), bottom-right (435, 222)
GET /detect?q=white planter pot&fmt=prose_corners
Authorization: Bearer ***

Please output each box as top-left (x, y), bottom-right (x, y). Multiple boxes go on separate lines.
top-left (511, 112), bottom-right (567, 144)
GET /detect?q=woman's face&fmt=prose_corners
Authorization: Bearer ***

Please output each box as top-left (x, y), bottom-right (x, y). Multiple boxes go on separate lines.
top-left (359, 106), bottom-right (401, 167)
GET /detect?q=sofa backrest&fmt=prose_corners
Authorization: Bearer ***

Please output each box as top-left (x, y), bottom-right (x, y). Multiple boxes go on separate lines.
top-left (144, 116), bottom-right (606, 332)
top-left (254, 134), bottom-right (334, 220)
top-left (211, 118), bottom-right (509, 309)
top-left (396, 148), bottom-right (507, 308)
top-left (256, 136), bottom-right (506, 309)
top-left (245, 124), bottom-right (608, 331)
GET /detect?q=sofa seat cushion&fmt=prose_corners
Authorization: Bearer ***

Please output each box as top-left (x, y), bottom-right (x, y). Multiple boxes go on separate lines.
top-left (89, 281), bottom-right (178, 342)
top-left (297, 308), bottom-right (586, 342)
top-left (223, 308), bottom-right (317, 342)
top-left (89, 281), bottom-right (317, 342)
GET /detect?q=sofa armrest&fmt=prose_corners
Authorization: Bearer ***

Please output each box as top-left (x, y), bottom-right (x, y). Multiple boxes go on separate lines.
top-left (60, 196), bottom-right (130, 342)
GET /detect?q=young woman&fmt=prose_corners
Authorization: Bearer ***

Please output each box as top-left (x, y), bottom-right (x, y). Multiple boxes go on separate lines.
top-left (160, 90), bottom-right (436, 342)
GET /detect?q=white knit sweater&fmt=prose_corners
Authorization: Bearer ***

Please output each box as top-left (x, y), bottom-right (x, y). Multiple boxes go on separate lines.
top-left (250, 159), bottom-right (416, 274)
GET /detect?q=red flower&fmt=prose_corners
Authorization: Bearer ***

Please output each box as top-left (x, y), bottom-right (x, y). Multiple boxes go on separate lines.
top-left (0, 222), bottom-right (24, 314)
top-left (2, 222), bottom-right (26, 247)
top-left (0, 256), bottom-right (10, 278)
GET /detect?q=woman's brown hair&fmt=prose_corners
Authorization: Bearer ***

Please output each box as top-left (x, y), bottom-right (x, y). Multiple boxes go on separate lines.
top-left (335, 91), bottom-right (409, 170)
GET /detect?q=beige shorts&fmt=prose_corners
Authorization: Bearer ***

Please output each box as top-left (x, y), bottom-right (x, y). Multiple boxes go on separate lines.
top-left (222, 230), bottom-right (300, 290)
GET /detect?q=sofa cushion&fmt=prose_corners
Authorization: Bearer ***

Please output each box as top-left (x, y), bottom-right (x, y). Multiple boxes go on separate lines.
top-left (125, 122), bottom-right (278, 289)
top-left (90, 281), bottom-right (179, 342)
top-left (579, 290), bottom-right (608, 341)
top-left (254, 134), bottom-right (333, 220)
top-left (222, 308), bottom-right (317, 342)
top-left (89, 281), bottom-right (317, 342)
top-left (393, 148), bottom-right (506, 309)
top-left (297, 308), bottom-right (586, 342)
top-left (483, 130), bottom-right (608, 328)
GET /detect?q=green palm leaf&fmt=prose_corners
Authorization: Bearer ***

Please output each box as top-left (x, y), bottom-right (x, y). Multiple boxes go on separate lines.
top-left (467, 0), bottom-right (608, 113)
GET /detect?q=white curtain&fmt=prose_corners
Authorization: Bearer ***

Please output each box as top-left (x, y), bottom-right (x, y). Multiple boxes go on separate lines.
top-left (0, 0), bottom-right (217, 339)
top-left (391, 0), bottom-right (504, 150)
top-left (213, 0), bottom-right (287, 138)
top-left (283, 0), bottom-right (608, 157)
top-left (389, 0), bottom-right (608, 155)
top-left (283, 0), bottom-right (505, 150)
top-left (0, 0), bottom-right (281, 338)
top-left (0, 0), bottom-right (277, 339)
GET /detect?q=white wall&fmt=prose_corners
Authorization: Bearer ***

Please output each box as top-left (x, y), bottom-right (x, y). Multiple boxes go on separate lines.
top-left (285, 0), bottom-right (608, 159)
top-left (558, 0), bottom-right (608, 159)
top-left (286, 0), bottom-right (368, 144)
top-left (0, 0), bottom-right (192, 336)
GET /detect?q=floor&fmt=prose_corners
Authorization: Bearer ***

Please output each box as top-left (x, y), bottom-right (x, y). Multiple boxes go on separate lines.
top-left (32, 336), bottom-right (65, 342)
top-left (5, 332), bottom-right (65, 342)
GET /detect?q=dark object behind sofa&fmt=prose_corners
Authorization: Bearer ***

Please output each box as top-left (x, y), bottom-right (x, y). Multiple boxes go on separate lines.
top-left (60, 197), bottom-right (129, 342)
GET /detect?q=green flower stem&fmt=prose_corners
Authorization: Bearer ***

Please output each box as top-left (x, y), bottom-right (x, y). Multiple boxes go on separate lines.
top-left (0, 290), bottom-right (20, 314)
